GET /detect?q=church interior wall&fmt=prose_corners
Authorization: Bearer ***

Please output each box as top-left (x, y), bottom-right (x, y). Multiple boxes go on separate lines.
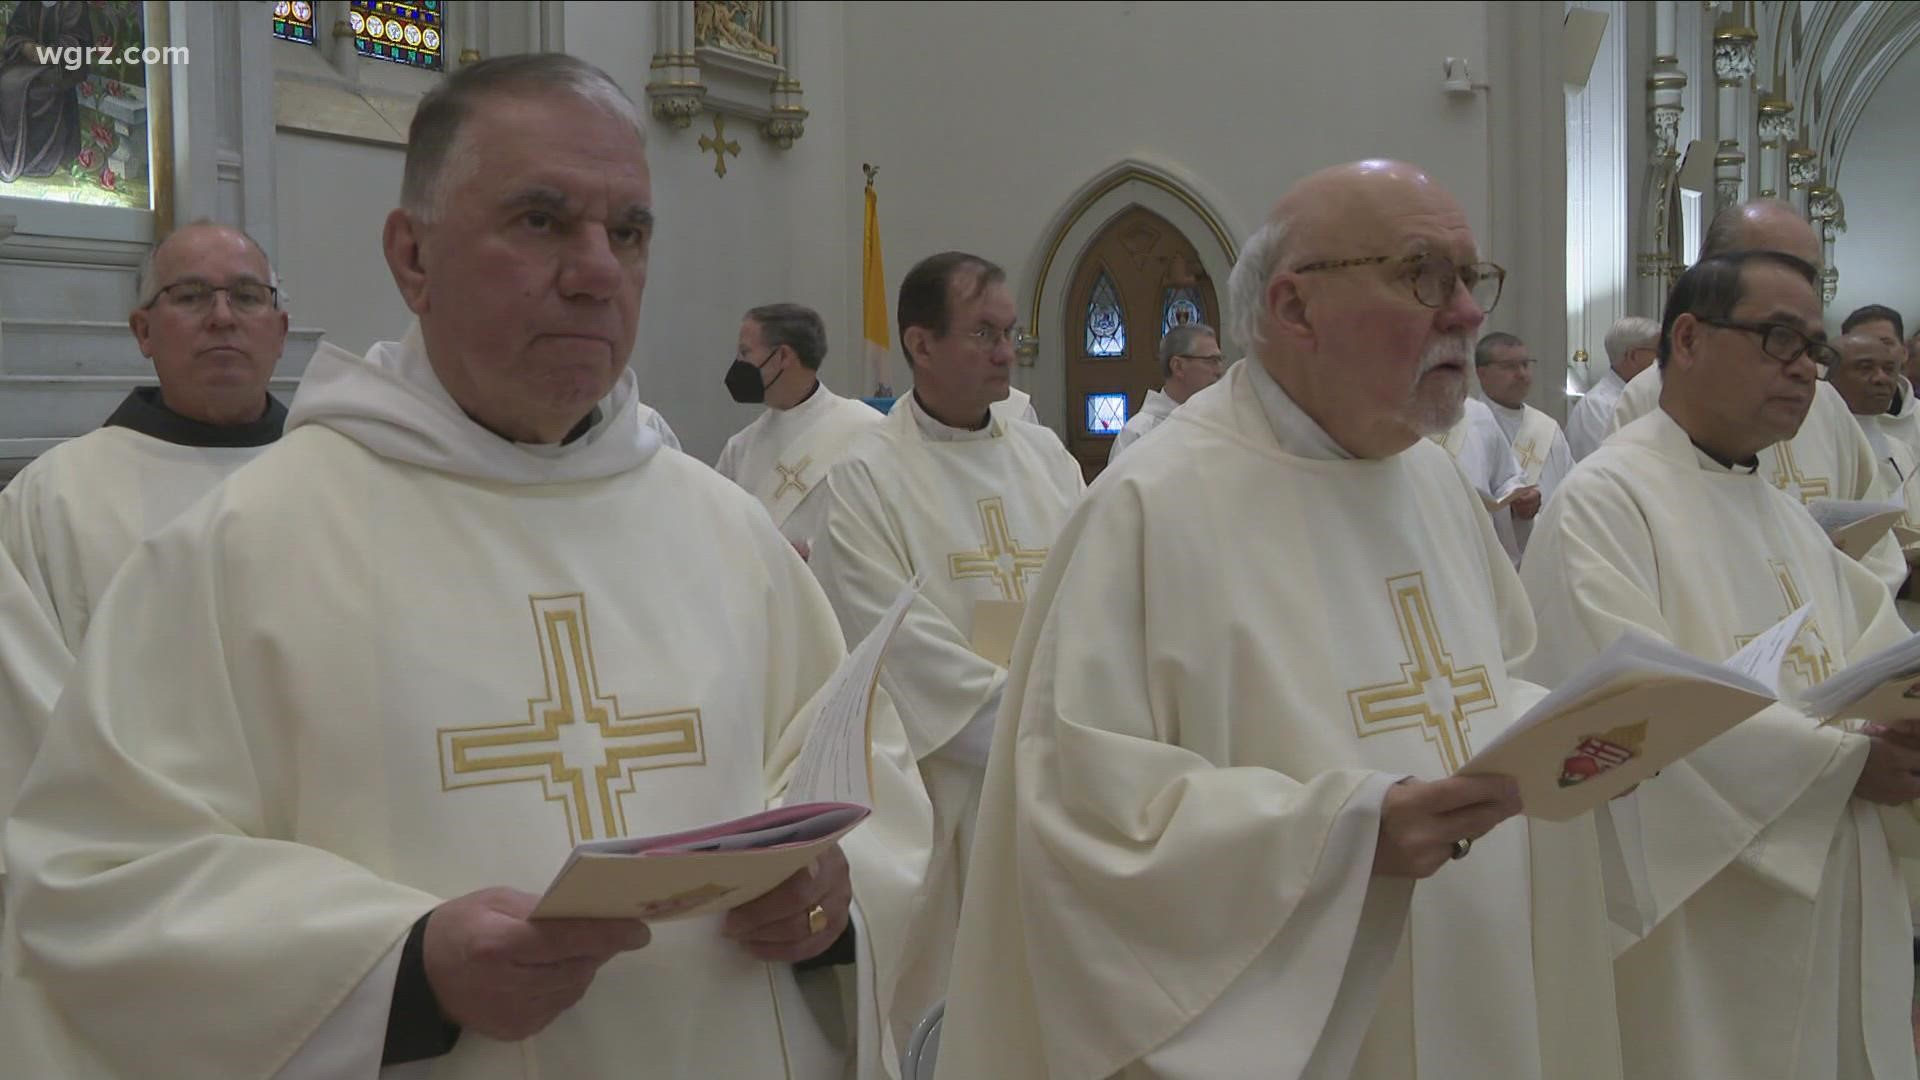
top-left (1828, 40), bottom-right (1920, 331)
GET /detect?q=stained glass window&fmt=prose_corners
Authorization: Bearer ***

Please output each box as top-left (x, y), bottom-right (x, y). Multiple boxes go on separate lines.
top-left (350, 1), bottom-right (445, 71)
top-left (1162, 287), bottom-right (1204, 335)
top-left (1084, 271), bottom-right (1126, 357)
top-left (1086, 393), bottom-right (1128, 436)
top-left (273, 0), bottom-right (316, 45)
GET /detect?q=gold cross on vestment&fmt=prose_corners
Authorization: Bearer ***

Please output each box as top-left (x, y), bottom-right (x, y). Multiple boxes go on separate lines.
top-left (438, 594), bottom-right (706, 844)
top-left (1514, 438), bottom-right (1542, 472)
top-left (947, 497), bottom-right (1049, 603)
top-left (1348, 573), bottom-right (1498, 773)
top-left (773, 456), bottom-right (813, 500)
top-left (699, 114), bottom-right (741, 178)
top-left (1734, 561), bottom-right (1836, 685)
top-left (1769, 444), bottom-right (1831, 504)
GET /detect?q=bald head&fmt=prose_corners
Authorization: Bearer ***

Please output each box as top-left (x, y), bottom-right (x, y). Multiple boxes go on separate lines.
top-left (1227, 159), bottom-right (1488, 458)
top-left (1700, 199), bottom-right (1822, 267)
top-left (136, 221), bottom-right (276, 308)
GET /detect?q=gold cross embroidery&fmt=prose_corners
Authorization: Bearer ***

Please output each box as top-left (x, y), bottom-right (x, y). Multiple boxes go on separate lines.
top-left (1734, 560), bottom-right (1835, 685)
top-left (1769, 444), bottom-right (1831, 504)
top-left (1348, 573), bottom-right (1498, 773)
top-left (948, 497), bottom-right (1049, 602)
top-left (438, 594), bottom-right (706, 844)
top-left (773, 456), bottom-right (813, 501)
top-left (1514, 438), bottom-right (1542, 472)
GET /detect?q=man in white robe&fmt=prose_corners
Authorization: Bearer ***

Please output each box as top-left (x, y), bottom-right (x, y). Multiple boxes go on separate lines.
top-left (1107, 321), bottom-right (1224, 463)
top-left (1567, 316), bottom-right (1657, 460)
top-left (1476, 331), bottom-right (1572, 558)
top-left (0, 220), bottom-right (290, 654)
top-left (1607, 199), bottom-right (1907, 594)
top-left (1518, 249), bottom-right (1920, 1080)
top-left (0, 55), bottom-right (931, 1080)
top-left (1842, 305), bottom-right (1920, 460)
top-left (811, 250), bottom-right (1086, 1050)
top-left (1431, 395), bottom-right (1536, 564)
top-left (934, 159), bottom-right (1622, 1080)
top-left (0, 222), bottom-right (291, 937)
top-left (716, 302), bottom-right (884, 558)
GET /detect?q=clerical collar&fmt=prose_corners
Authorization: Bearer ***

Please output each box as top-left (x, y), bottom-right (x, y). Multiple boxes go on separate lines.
top-left (1688, 437), bottom-right (1758, 474)
top-left (1243, 358), bottom-right (1354, 460)
top-left (784, 379), bottom-right (822, 411)
top-left (103, 386), bottom-right (286, 448)
top-left (907, 390), bottom-right (996, 442)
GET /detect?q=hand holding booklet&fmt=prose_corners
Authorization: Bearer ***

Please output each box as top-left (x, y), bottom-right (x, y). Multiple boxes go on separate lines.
top-left (1461, 604), bottom-right (1920, 820)
top-left (528, 581), bottom-right (922, 921)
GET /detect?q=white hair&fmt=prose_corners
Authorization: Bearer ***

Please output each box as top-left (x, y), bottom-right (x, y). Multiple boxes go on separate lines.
top-left (134, 219), bottom-right (283, 308)
top-left (1602, 315), bottom-right (1659, 370)
top-left (1226, 218), bottom-right (1291, 354)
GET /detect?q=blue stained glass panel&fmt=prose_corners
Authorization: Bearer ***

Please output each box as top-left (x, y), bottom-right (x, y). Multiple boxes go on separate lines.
top-left (351, 1), bottom-right (445, 71)
top-left (1084, 271), bottom-right (1126, 357)
top-left (1162, 287), bottom-right (1204, 335)
top-left (273, 0), bottom-right (317, 44)
top-left (1086, 393), bottom-right (1128, 435)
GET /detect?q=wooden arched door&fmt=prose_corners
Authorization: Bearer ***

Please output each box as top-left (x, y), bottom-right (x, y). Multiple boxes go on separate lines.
top-left (1063, 206), bottom-right (1220, 482)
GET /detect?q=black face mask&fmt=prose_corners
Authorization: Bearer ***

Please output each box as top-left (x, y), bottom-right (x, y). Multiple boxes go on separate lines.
top-left (725, 347), bottom-right (784, 404)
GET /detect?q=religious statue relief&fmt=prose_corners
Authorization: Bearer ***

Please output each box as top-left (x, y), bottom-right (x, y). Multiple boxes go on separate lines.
top-left (694, 0), bottom-right (777, 63)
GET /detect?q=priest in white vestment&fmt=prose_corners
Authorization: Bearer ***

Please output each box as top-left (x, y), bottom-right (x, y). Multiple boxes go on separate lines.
top-left (1519, 249), bottom-right (1920, 1080)
top-left (0, 220), bottom-right (290, 654)
top-left (1476, 331), bottom-right (1572, 558)
top-left (1107, 321), bottom-right (1225, 463)
top-left (811, 250), bottom-right (1086, 1050)
top-left (1567, 316), bottom-right (1657, 460)
top-left (1430, 395), bottom-right (1536, 564)
top-left (1607, 200), bottom-right (1908, 594)
top-left (1842, 305), bottom-right (1920, 461)
top-left (0, 221), bottom-right (291, 936)
top-left (716, 302), bottom-right (885, 556)
top-left (0, 56), bottom-right (932, 1080)
top-left (935, 160), bottom-right (1622, 1080)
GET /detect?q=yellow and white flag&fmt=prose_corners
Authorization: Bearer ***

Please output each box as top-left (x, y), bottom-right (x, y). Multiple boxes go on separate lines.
top-left (862, 166), bottom-right (891, 395)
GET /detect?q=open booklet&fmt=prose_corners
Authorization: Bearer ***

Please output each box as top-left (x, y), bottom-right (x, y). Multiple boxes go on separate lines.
top-left (1462, 604), bottom-right (1920, 820)
top-left (1807, 498), bottom-right (1907, 560)
top-left (529, 581), bottom-right (922, 920)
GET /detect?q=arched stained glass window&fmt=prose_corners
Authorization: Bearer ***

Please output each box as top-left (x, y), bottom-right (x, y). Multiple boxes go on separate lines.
top-left (351, 1), bottom-right (446, 71)
top-left (273, 1), bottom-right (317, 45)
top-left (1084, 270), bottom-right (1126, 357)
top-left (1161, 287), bottom-right (1204, 334)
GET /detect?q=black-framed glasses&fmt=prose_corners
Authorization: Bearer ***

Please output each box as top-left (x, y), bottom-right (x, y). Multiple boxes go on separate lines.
top-left (1174, 352), bottom-right (1226, 368)
top-left (1696, 318), bottom-right (1839, 369)
top-left (1293, 253), bottom-right (1506, 314)
top-left (146, 280), bottom-right (279, 315)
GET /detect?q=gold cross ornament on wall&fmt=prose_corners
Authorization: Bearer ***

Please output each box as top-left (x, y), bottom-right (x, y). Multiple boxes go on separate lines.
top-left (437, 594), bottom-right (707, 844)
top-left (1348, 572), bottom-right (1498, 773)
top-left (699, 114), bottom-right (741, 178)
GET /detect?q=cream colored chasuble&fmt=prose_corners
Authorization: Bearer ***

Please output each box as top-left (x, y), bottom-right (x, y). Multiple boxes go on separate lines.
top-left (0, 327), bottom-right (932, 1080)
top-left (932, 360), bottom-right (1621, 1080)
top-left (810, 392), bottom-right (1084, 1050)
top-left (1519, 406), bottom-right (1920, 1080)
top-left (716, 383), bottom-right (885, 548)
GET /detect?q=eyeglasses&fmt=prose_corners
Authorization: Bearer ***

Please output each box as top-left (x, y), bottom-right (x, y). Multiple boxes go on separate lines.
top-left (1293, 253), bottom-right (1506, 314)
top-left (1696, 318), bottom-right (1839, 369)
top-left (147, 280), bottom-right (279, 315)
top-left (1481, 357), bottom-right (1536, 374)
top-left (1175, 353), bottom-right (1226, 367)
top-left (963, 325), bottom-right (1019, 351)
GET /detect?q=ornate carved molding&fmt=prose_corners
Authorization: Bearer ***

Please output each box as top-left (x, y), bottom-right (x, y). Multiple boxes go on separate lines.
top-left (645, 2), bottom-right (805, 161)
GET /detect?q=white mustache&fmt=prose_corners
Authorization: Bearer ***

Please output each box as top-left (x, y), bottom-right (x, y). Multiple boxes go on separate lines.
top-left (1417, 337), bottom-right (1474, 376)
